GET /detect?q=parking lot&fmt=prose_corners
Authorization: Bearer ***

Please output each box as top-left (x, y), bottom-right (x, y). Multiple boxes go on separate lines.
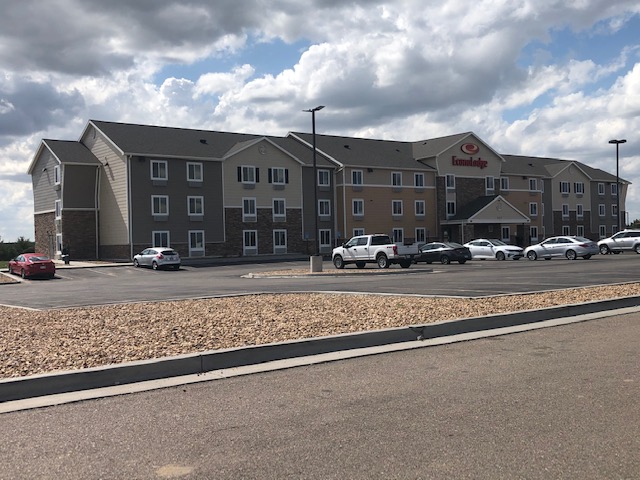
top-left (1, 253), bottom-right (639, 309)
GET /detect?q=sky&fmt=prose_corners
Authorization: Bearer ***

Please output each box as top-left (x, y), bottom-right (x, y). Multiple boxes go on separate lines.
top-left (1, 0), bottom-right (639, 242)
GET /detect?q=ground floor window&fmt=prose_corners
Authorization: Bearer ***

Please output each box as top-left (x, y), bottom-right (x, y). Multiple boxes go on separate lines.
top-left (599, 225), bottom-right (606, 238)
top-left (153, 231), bottom-right (170, 247)
top-left (353, 228), bottom-right (365, 237)
top-left (562, 225), bottom-right (570, 236)
top-left (392, 228), bottom-right (404, 243)
top-left (319, 229), bottom-right (331, 251)
top-left (501, 226), bottom-right (510, 242)
top-left (529, 226), bottom-right (538, 242)
top-left (273, 229), bottom-right (287, 254)
top-left (189, 230), bottom-right (205, 257)
top-left (415, 228), bottom-right (426, 243)
top-left (56, 233), bottom-right (63, 254)
top-left (243, 230), bottom-right (258, 255)
top-left (577, 225), bottom-right (584, 237)
top-left (446, 201), bottom-right (456, 218)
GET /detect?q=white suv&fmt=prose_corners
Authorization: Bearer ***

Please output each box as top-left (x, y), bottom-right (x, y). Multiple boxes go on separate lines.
top-left (597, 230), bottom-right (640, 254)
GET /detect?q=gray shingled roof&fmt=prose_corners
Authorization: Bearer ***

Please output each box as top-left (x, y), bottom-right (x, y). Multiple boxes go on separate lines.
top-left (502, 154), bottom-right (628, 183)
top-left (44, 140), bottom-right (100, 165)
top-left (412, 132), bottom-right (472, 159)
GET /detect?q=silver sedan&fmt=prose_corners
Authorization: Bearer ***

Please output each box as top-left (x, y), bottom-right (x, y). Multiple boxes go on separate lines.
top-left (524, 236), bottom-right (598, 261)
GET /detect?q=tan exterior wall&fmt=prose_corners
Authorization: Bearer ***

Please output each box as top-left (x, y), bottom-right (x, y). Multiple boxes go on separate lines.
top-left (32, 149), bottom-right (60, 213)
top-left (550, 164), bottom-right (592, 210)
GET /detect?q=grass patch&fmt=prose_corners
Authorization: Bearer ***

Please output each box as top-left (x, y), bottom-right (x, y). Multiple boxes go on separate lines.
top-left (0, 261), bottom-right (8, 269)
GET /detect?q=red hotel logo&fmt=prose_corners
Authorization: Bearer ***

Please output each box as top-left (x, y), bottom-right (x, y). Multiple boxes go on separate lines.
top-left (461, 143), bottom-right (480, 155)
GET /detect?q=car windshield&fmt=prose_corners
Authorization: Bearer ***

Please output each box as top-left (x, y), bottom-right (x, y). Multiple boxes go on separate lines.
top-left (488, 239), bottom-right (507, 246)
top-left (161, 250), bottom-right (178, 255)
top-left (574, 237), bottom-right (592, 243)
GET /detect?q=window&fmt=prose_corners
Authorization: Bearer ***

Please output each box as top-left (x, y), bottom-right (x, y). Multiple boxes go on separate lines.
top-left (273, 198), bottom-right (286, 220)
top-left (273, 230), bottom-right (287, 254)
top-left (446, 174), bottom-right (455, 189)
top-left (574, 182), bottom-right (584, 195)
top-left (415, 228), bottom-right (426, 243)
top-left (352, 170), bottom-right (363, 185)
top-left (187, 196), bottom-right (204, 216)
top-left (599, 204), bottom-right (606, 217)
top-left (562, 204), bottom-right (569, 218)
top-left (151, 195), bottom-right (169, 216)
top-left (612, 204), bottom-right (618, 216)
top-left (353, 228), bottom-right (365, 237)
top-left (562, 225), bottom-right (570, 236)
top-left (53, 165), bottom-right (61, 185)
top-left (392, 228), bottom-right (404, 243)
top-left (530, 226), bottom-right (538, 242)
top-left (529, 202), bottom-right (538, 216)
top-left (485, 176), bottom-right (495, 193)
top-left (243, 197), bottom-right (256, 221)
top-left (55, 199), bottom-right (62, 219)
top-left (611, 183), bottom-right (618, 196)
top-left (238, 165), bottom-right (257, 184)
top-left (598, 183), bottom-right (605, 195)
top-left (189, 230), bottom-right (205, 257)
top-left (269, 167), bottom-right (288, 185)
top-left (446, 201), bottom-right (456, 217)
top-left (392, 200), bottom-right (403, 216)
top-left (501, 226), bottom-right (510, 241)
top-left (392, 172), bottom-right (402, 187)
top-left (576, 204), bottom-right (583, 218)
top-left (187, 162), bottom-right (203, 182)
top-left (243, 230), bottom-right (257, 255)
top-left (56, 234), bottom-right (63, 254)
top-left (414, 173), bottom-right (425, 187)
top-left (318, 169), bottom-right (330, 186)
top-left (319, 230), bottom-right (331, 250)
top-left (352, 199), bottom-right (364, 216)
top-left (319, 199), bottom-right (331, 217)
top-left (529, 178), bottom-right (538, 191)
top-left (151, 160), bottom-right (168, 181)
top-left (415, 200), bottom-right (425, 216)
top-left (153, 231), bottom-right (170, 247)
top-left (500, 177), bottom-right (509, 191)
top-left (599, 225), bottom-right (606, 238)
top-left (560, 181), bottom-right (570, 194)
top-left (577, 225), bottom-right (584, 237)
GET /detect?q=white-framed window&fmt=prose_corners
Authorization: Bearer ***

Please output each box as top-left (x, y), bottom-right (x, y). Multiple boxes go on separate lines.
top-left (485, 176), bottom-right (495, 193)
top-left (319, 229), bottom-right (331, 250)
top-left (415, 200), bottom-right (425, 216)
top-left (446, 174), bottom-right (455, 189)
top-left (353, 228), bottom-right (365, 237)
top-left (598, 183), bottom-right (605, 195)
top-left (243, 197), bottom-right (256, 221)
top-left (599, 225), bottom-right (606, 238)
top-left (352, 170), bottom-right (363, 185)
top-left (529, 202), bottom-right (538, 216)
top-left (562, 225), bottom-right (570, 236)
top-left (269, 167), bottom-right (287, 185)
top-left (414, 173), bottom-right (425, 187)
top-left (415, 228), bottom-right (426, 243)
top-left (529, 178), bottom-right (538, 191)
top-left (560, 181), bottom-right (570, 194)
top-left (392, 172), bottom-right (402, 187)
top-left (576, 204), bottom-right (583, 218)
top-left (243, 230), bottom-right (257, 255)
top-left (239, 165), bottom-right (257, 184)
top-left (598, 204), bottom-right (606, 217)
top-left (273, 198), bottom-right (286, 220)
top-left (187, 162), bottom-right (203, 182)
top-left (446, 201), bottom-right (456, 217)
top-left (189, 230), bottom-right (205, 257)
top-left (319, 199), bottom-right (331, 218)
top-left (392, 200), bottom-right (403, 216)
top-left (318, 169), bottom-right (330, 186)
top-left (187, 196), bottom-right (204, 216)
top-left (151, 160), bottom-right (168, 181)
top-left (562, 204), bottom-right (569, 218)
top-left (501, 226), bottom-right (510, 241)
top-left (352, 199), bottom-right (364, 216)
top-left (574, 182), bottom-right (584, 195)
top-left (53, 165), bottom-right (61, 185)
top-left (612, 204), bottom-right (618, 216)
top-left (500, 177), bottom-right (509, 191)
top-left (577, 225), bottom-right (584, 237)
top-left (540, 179), bottom-right (544, 193)
top-left (152, 231), bottom-right (170, 247)
top-left (611, 183), bottom-right (618, 196)
top-left (530, 226), bottom-right (538, 242)
top-left (151, 195), bottom-right (169, 216)
top-left (273, 229), bottom-right (287, 254)
top-left (392, 228), bottom-right (404, 243)
top-left (55, 199), bottom-right (62, 219)
top-left (56, 233), bottom-right (63, 254)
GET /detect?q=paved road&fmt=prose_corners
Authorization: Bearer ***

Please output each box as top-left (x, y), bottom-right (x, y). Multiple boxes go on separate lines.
top-left (2, 254), bottom-right (640, 309)
top-left (0, 313), bottom-right (638, 479)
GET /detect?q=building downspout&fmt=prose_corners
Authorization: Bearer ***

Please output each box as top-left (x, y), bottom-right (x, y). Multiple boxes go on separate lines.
top-left (95, 166), bottom-right (100, 259)
top-left (127, 155), bottom-right (133, 261)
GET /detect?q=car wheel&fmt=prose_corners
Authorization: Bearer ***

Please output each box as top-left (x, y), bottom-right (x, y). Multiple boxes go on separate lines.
top-left (527, 251), bottom-right (537, 261)
top-left (355, 261), bottom-right (366, 269)
top-left (399, 259), bottom-right (411, 268)
top-left (152, 261), bottom-right (159, 270)
top-left (173, 265), bottom-right (180, 270)
top-left (565, 249), bottom-right (577, 260)
top-left (583, 255), bottom-right (592, 260)
top-left (440, 255), bottom-right (450, 265)
top-left (599, 245), bottom-right (610, 255)
top-left (376, 254), bottom-right (389, 269)
top-left (458, 259), bottom-right (466, 264)
top-left (496, 251), bottom-right (506, 261)
top-left (634, 244), bottom-right (640, 254)
top-left (333, 255), bottom-right (345, 269)
top-left (133, 259), bottom-right (140, 267)
top-left (426, 261), bottom-right (432, 265)
top-left (20, 269), bottom-right (26, 279)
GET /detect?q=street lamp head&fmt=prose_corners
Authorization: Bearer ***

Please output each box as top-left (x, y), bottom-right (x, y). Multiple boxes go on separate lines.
top-left (609, 139), bottom-right (627, 144)
top-left (303, 105), bottom-right (325, 113)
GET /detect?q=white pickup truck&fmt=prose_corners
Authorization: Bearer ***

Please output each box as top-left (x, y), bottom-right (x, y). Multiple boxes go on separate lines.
top-left (332, 234), bottom-right (414, 269)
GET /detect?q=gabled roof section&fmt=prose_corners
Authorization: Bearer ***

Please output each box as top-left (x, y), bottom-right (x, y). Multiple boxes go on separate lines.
top-left (222, 136), bottom-right (306, 165)
top-left (87, 120), bottom-right (268, 160)
top-left (501, 155), bottom-right (555, 177)
top-left (273, 135), bottom-right (337, 168)
top-left (413, 132), bottom-right (505, 162)
top-left (448, 195), bottom-right (529, 224)
top-left (27, 140), bottom-right (100, 174)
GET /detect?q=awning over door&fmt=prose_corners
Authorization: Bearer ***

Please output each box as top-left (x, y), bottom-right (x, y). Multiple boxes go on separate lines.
top-left (442, 195), bottom-right (530, 225)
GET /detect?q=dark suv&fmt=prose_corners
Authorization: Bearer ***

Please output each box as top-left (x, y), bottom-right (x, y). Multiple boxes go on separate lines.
top-left (597, 230), bottom-right (640, 254)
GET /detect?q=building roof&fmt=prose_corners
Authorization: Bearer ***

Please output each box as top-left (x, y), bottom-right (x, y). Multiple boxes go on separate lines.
top-left (27, 139), bottom-right (100, 174)
top-left (412, 132), bottom-right (472, 159)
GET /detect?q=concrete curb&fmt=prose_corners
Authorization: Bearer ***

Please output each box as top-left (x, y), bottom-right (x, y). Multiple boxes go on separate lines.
top-left (1, 295), bottom-right (639, 404)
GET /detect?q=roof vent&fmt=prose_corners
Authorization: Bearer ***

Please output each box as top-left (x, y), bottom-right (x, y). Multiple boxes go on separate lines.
top-left (344, 145), bottom-right (351, 149)
top-left (200, 139), bottom-right (208, 144)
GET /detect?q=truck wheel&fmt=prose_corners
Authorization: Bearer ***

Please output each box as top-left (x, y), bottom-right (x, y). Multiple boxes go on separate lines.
top-left (333, 255), bottom-right (345, 269)
top-left (355, 261), bottom-right (366, 269)
top-left (399, 259), bottom-right (411, 268)
top-left (376, 254), bottom-right (389, 269)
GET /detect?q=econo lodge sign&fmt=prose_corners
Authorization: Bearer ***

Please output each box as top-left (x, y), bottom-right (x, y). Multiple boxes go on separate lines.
top-left (452, 143), bottom-right (487, 169)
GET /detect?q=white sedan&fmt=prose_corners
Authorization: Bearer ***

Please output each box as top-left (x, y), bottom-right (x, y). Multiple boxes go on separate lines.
top-left (463, 238), bottom-right (524, 261)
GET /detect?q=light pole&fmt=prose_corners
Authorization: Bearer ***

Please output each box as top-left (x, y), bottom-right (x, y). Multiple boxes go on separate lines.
top-left (303, 105), bottom-right (324, 272)
top-left (609, 139), bottom-right (627, 231)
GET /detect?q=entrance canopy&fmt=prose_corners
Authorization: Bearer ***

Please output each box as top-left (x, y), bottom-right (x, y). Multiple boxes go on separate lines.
top-left (442, 195), bottom-right (530, 225)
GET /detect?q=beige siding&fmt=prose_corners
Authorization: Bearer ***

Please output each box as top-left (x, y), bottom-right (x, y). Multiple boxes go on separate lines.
top-left (32, 150), bottom-right (60, 213)
top-left (551, 165), bottom-right (591, 209)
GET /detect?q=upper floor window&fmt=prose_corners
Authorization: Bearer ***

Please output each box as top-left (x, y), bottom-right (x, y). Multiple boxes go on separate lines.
top-left (392, 172), bottom-right (402, 187)
top-left (243, 197), bottom-right (256, 220)
top-left (53, 165), bottom-right (61, 185)
top-left (238, 166), bottom-right (258, 184)
top-left (446, 174), bottom-right (455, 189)
top-left (598, 183), bottom-right (605, 195)
top-left (414, 173), bottom-right (425, 187)
top-left (415, 200), bottom-right (425, 216)
top-left (269, 167), bottom-right (288, 185)
top-left (187, 162), bottom-right (203, 182)
top-left (55, 199), bottom-right (62, 219)
top-left (611, 183), bottom-right (618, 196)
top-left (273, 198), bottom-right (286, 219)
top-left (352, 170), bottom-right (363, 185)
top-left (187, 196), bottom-right (204, 216)
top-left (500, 177), bottom-right (509, 191)
top-left (529, 178), bottom-right (538, 191)
top-left (529, 202), bottom-right (538, 216)
top-left (318, 169), bottom-right (330, 186)
top-left (598, 204), bottom-right (606, 216)
top-left (574, 182), bottom-right (584, 195)
top-left (352, 199), bottom-right (364, 216)
top-left (485, 176), bottom-right (495, 193)
top-left (576, 204), bottom-right (584, 218)
top-left (151, 195), bottom-right (169, 216)
top-left (562, 204), bottom-right (569, 218)
top-left (319, 199), bottom-right (331, 217)
top-left (560, 181), bottom-right (570, 194)
top-left (151, 160), bottom-right (168, 181)
top-left (446, 201), bottom-right (456, 217)
top-left (392, 200), bottom-right (403, 216)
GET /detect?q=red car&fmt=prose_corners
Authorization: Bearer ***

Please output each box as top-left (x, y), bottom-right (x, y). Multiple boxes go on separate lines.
top-left (8, 253), bottom-right (56, 279)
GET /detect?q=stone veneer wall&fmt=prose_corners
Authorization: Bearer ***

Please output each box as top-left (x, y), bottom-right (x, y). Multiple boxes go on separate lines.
top-left (34, 212), bottom-right (56, 257)
top-left (61, 210), bottom-right (97, 259)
